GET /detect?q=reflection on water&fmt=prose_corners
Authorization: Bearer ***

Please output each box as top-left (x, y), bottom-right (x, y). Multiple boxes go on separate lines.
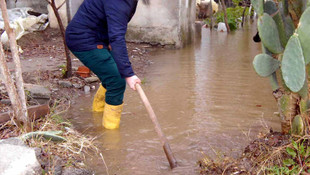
top-left (66, 23), bottom-right (279, 175)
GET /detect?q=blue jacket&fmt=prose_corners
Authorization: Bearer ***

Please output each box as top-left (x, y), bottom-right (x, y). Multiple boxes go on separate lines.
top-left (65, 0), bottom-right (138, 78)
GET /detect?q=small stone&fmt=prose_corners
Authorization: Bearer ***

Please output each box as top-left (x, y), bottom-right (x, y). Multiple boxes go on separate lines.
top-left (24, 84), bottom-right (51, 99)
top-left (84, 86), bottom-right (90, 94)
top-left (58, 80), bottom-right (72, 88)
top-left (52, 88), bottom-right (59, 92)
top-left (73, 84), bottom-right (83, 89)
top-left (62, 168), bottom-right (93, 175)
top-left (84, 77), bottom-right (99, 83)
top-left (0, 99), bottom-right (11, 105)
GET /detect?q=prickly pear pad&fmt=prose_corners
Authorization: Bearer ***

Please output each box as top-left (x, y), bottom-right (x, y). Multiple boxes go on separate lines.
top-left (297, 7), bottom-right (310, 64)
top-left (258, 13), bottom-right (283, 54)
top-left (281, 35), bottom-right (305, 92)
top-left (253, 54), bottom-right (280, 77)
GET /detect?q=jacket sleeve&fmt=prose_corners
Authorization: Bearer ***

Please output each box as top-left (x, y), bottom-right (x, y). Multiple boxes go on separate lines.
top-left (104, 1), bottom-right (135, 78)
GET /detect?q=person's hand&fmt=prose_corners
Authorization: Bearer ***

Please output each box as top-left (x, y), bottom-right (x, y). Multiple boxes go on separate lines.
top-left (125, 75), bottom-right (141, 90)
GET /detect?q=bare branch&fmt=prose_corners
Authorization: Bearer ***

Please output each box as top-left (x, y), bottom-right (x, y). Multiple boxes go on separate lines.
top-left (57, 0), bottom-right (66, 11)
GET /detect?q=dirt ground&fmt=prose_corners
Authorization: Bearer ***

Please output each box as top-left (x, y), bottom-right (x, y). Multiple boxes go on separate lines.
top-left (0, 27), bottom-right (154, 113)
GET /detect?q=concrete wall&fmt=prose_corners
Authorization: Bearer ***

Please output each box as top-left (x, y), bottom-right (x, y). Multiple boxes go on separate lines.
top-left (66, 0), bottom-right (83, 21)
top-left (127, 0), bottom-right (196, 47)
top-left (6, 0), bottom-right (48, 13)
top-left (179, 0), bottom-right (196, 46)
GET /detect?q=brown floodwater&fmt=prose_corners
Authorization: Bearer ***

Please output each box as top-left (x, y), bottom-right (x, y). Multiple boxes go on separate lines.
top-left (66, 23), bottom-right (280, 175)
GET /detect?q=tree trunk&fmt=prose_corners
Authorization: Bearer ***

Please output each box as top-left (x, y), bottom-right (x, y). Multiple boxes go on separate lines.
top-left (0, 0), bottom-right (30, 130)
top-left (210, 0), bottom-right (213, 30)
top-left (274, 90), bottom-right (299, 134)
top-left (49, 0), bottom-right (72, 78)
top-left (220, 0), bottom-right (231, 33)
top-left (241, 6), bottom-right (247, 27)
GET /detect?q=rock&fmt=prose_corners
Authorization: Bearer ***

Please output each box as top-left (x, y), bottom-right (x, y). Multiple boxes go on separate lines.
top-left (24, 84), bottom-right (52, 104)
top-left (52, 88), bottom-right (59, 92)
top-left (84, 77), bottom-right (99, 83)
top-left (84, 86), bottom-right (90, 94)
top-left (72, 67), bottom-right (78, 71)
top-left (73, 83), bottom-right (83, 89)
top-left (1, 99), bottom-right (11, 105)
top-left (62, 167), bottom-right (93, 175)
top-left (24, 84), bottom-right (51, 99)
top-left (54, 156), bottom-right (64, 175)
top-left (0, 84), bottom-right (7, 95)
top-left (0, 138), bottom-right (42, 175)
top-left (0, 137), bottom-right (26, 146)
top-left (58, 80), bottom-right (72, 88)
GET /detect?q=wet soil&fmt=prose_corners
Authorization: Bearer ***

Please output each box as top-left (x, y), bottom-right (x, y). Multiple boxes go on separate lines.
top-left (199, 130), bottom-right (292, 174)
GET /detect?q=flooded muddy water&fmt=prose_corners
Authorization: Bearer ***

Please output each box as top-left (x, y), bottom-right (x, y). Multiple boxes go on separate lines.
top-left (66, 23), bottom-right (280, 175)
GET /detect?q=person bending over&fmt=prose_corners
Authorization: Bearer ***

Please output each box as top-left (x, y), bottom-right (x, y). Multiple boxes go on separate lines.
top-left (66, 0), bottom-right (149, 129)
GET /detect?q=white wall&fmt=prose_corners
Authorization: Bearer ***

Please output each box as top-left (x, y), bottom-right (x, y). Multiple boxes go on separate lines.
top-left (127, 0), bottom-right (196, 47)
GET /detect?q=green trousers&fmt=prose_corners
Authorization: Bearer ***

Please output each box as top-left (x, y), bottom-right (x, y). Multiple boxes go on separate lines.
top-left (72, 49), bottom-right (126, 105)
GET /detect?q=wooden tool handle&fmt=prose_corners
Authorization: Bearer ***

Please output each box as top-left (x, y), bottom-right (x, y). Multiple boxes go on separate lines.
top-left (135, 84), bottom-right (177, 169)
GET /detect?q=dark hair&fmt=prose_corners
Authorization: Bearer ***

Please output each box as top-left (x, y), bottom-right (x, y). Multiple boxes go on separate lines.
top-left (142, 0), bottom-right (150, 5)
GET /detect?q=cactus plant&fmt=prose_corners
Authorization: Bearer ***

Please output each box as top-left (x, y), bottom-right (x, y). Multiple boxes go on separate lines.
top-left (281, 35), bottom-right (305, 92)
top-left (252, 0), bottom-right (310, 134)
top-left (264, 1), bottom-right (288, 47)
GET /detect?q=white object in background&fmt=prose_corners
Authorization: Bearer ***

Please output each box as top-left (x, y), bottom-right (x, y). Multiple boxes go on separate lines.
top-left (0, 7), bottom-right (48, 52)
top-left (217, 22), bottom-right (227, 32)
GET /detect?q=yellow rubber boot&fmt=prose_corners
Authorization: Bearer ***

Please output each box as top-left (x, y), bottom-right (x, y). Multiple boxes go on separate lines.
top-left (92, 85), bottom-right (107, 112)
top-left (103, 103), bottom-right (123, 129)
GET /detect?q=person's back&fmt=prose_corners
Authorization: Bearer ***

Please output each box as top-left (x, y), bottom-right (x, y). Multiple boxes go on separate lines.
top-left (66, 0), bottom-right (137, 53)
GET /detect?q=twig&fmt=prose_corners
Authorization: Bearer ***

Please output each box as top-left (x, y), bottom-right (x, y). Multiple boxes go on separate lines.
top-left (57, 0), bottom-right (66, 11)
top-left (222, 163), bottom-right (233, 175)
top-left (100, 153), bottom-right (110, 175)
